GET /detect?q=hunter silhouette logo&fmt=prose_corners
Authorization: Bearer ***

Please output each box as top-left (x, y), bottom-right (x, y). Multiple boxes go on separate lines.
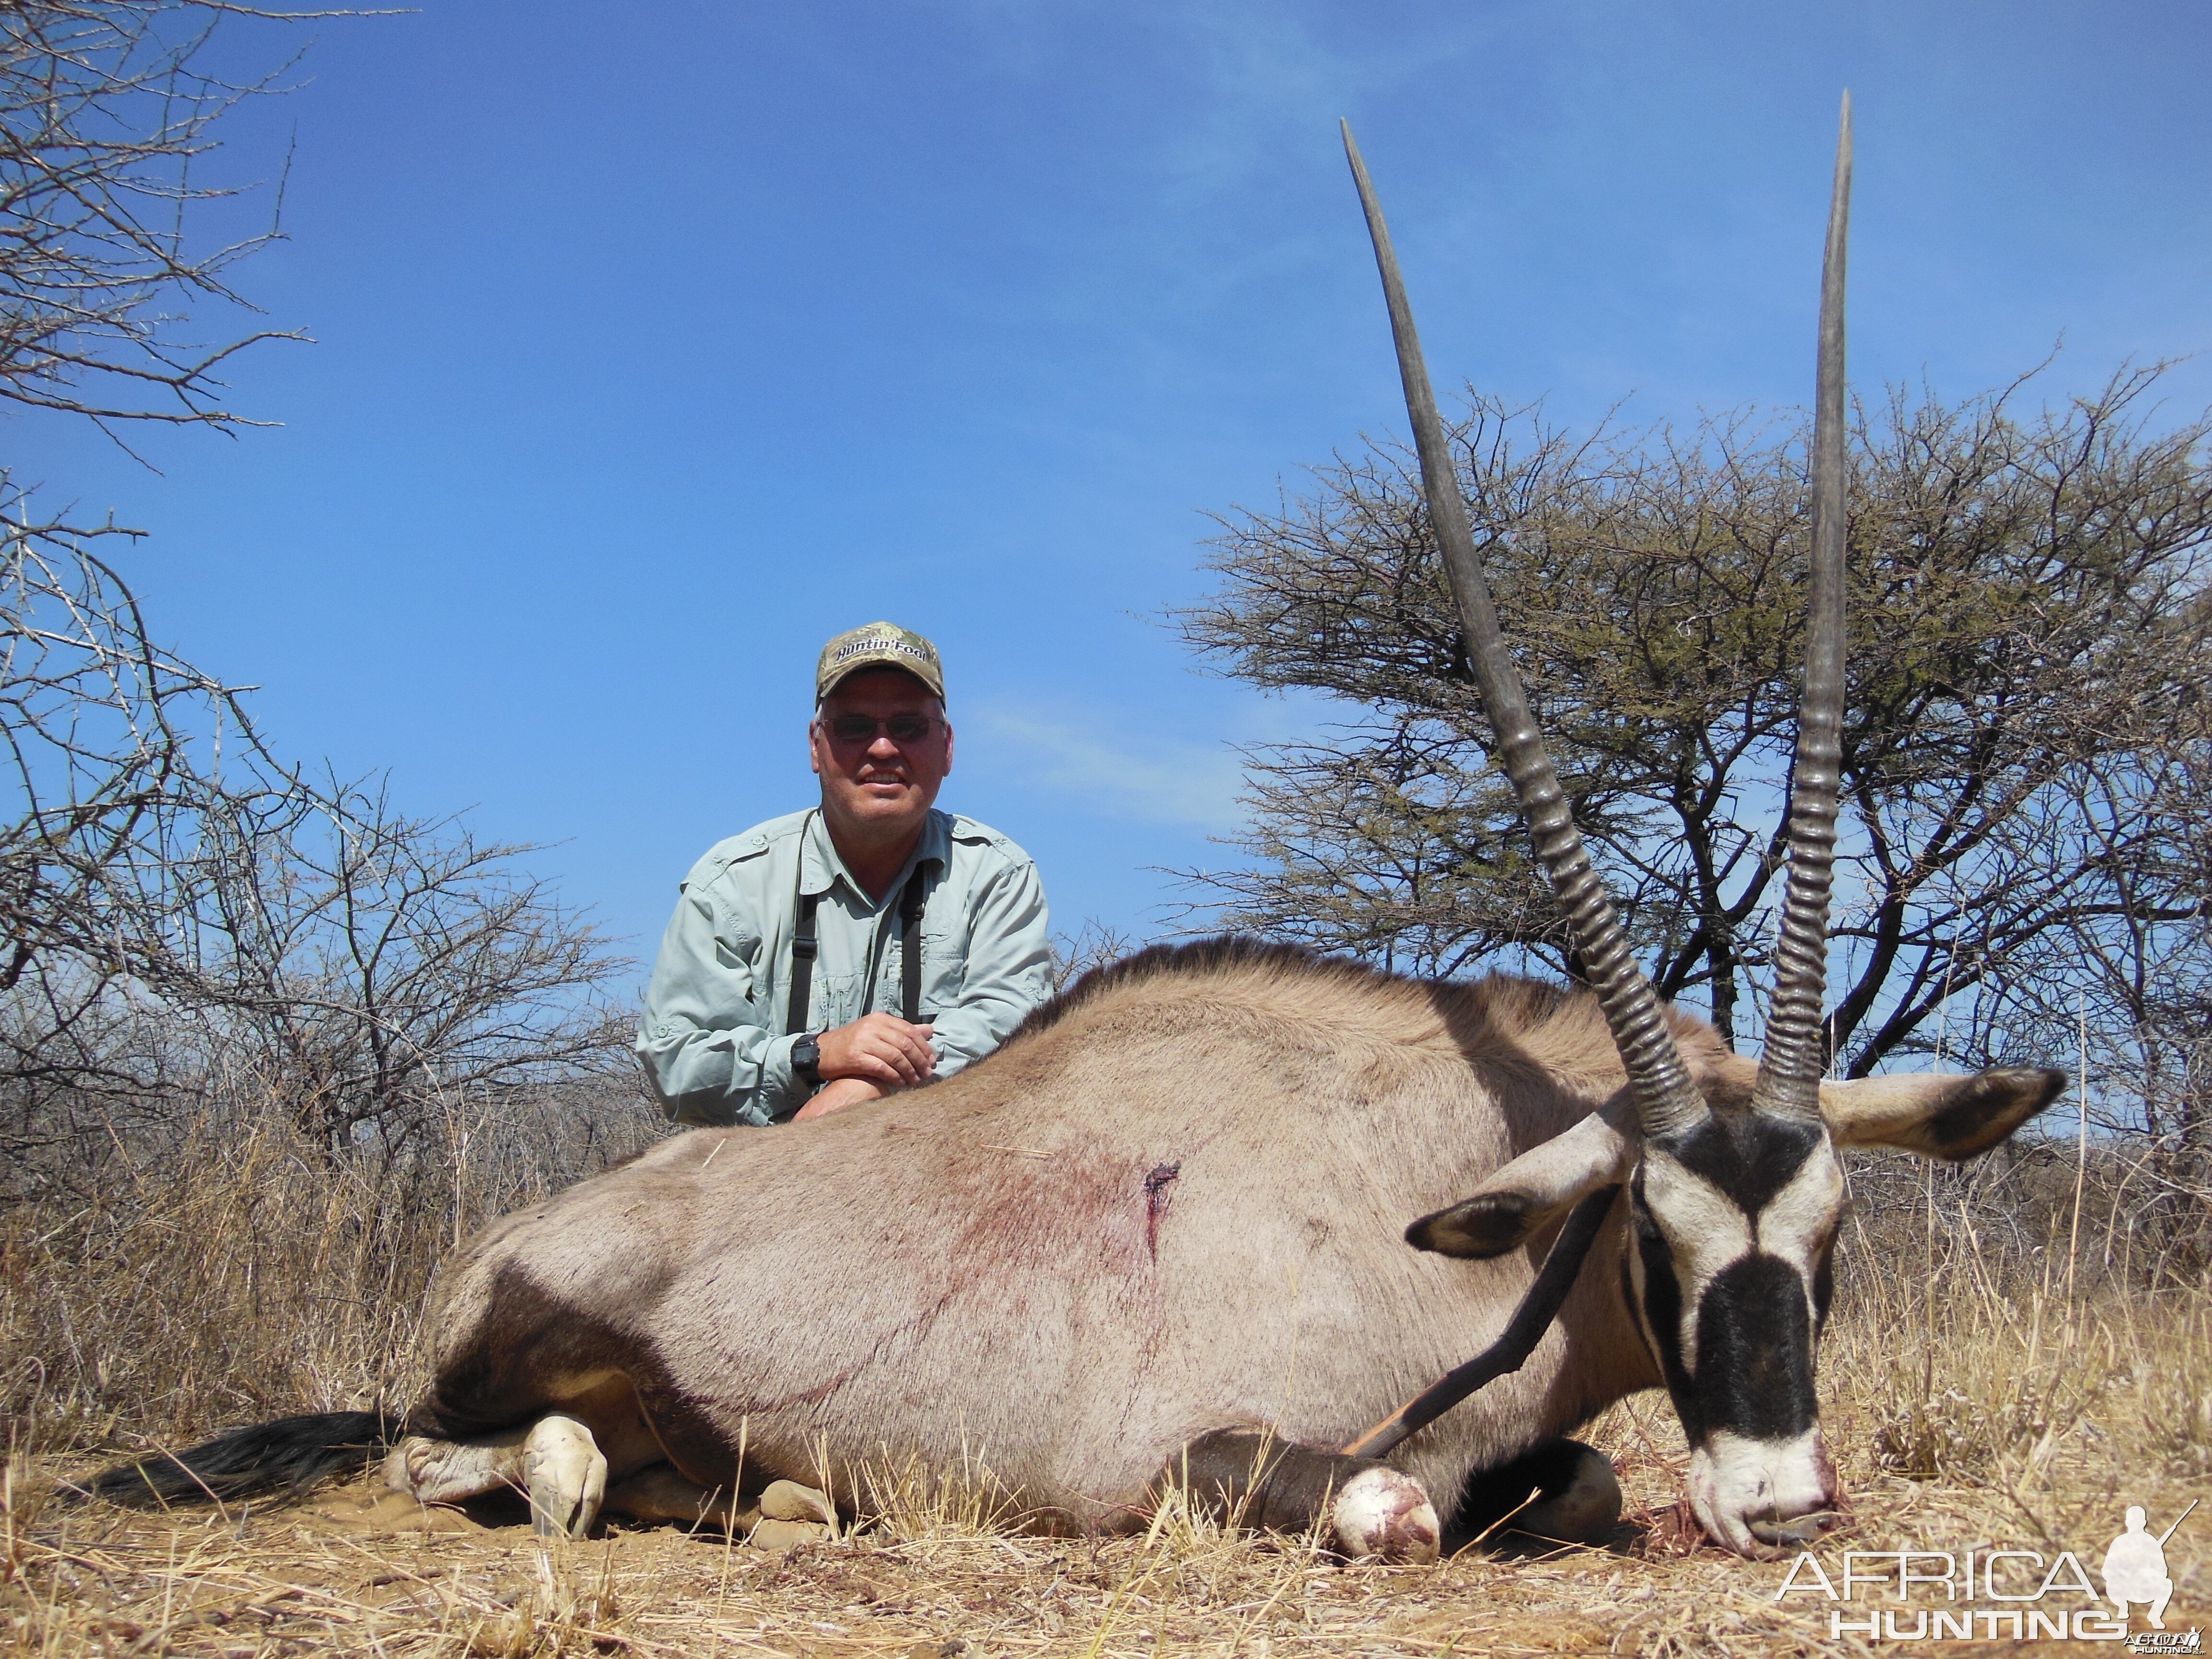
top-left (1774, 1496), bottom-right (2199, 1646)
top-left (2108, 1500), bottom-right (2194, 1645)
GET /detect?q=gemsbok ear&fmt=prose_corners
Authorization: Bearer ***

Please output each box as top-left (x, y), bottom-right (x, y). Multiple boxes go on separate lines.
top-left (1406, 1106), bottom-right (1634, 1259)
top-left (1818, 1067), bottom-right (2065, 1161)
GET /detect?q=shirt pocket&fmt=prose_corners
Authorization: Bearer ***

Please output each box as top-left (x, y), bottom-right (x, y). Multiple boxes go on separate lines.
top-left (809, 965), bottom-right (871, 1031)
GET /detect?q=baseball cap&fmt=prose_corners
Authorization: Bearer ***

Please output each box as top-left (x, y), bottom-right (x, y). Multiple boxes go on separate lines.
top-left (815, 622), bottom-right (946, 702)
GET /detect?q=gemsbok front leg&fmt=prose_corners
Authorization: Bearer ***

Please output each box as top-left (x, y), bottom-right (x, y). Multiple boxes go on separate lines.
top-left (1160, 1429), bottom-right (1441, 1563)
top-left (1450, 1439), bottom-right (1623, 1548)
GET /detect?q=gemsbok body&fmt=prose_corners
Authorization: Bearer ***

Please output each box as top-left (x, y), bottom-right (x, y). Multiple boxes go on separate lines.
top-left (97, 102), bottom-right (2062, 1561)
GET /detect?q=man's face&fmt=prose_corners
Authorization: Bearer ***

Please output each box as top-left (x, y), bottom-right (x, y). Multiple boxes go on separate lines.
top-left (809, 669), bottom-right (954, 840)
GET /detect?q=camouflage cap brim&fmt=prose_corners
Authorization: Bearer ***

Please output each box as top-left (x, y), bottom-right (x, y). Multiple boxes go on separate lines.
top-left (816, 622), bottom-right (946, 702)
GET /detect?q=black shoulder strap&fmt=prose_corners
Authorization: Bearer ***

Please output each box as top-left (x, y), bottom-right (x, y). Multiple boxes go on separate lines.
top-left (786, 813), bottom-right (820, 1035)
top-left (898, 863), bottom-right (929, 1022)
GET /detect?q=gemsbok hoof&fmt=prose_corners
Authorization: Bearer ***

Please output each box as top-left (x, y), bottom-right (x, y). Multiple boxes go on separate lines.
top-left (521, 1414), bottom-right (607, 1539)
top-left (757, 1479), bottom-right (836, 1526)
top-left (1332, 1467), bottom-right (1440, 1563)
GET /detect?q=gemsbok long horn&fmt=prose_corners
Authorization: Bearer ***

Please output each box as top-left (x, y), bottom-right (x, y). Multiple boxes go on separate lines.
top-left (1749, 95), bottom-right (1852, 1123)
top-left (1341, 119), bottom-right (1707, 1140)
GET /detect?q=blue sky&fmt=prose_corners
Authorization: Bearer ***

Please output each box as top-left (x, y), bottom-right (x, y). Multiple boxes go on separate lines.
top-left (8, 0), bottom-right (2210, 985)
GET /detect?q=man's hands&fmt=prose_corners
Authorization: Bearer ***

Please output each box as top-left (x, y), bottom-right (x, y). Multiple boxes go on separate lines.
top-left (817, 1012), bottom-right (936, 1088)
top-left (790, 1014), bottom-right (936, 1121)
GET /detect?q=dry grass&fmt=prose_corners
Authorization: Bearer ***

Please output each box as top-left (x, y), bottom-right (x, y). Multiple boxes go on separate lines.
top-left (3, 1117), bottom-right (2207, 1657)
top-left (1, 1093), bottom-right (661, 1460)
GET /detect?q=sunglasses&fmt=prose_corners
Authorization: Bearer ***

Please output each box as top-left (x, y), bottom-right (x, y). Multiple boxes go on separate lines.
top-left (821, 713), bottom-right (940, 745)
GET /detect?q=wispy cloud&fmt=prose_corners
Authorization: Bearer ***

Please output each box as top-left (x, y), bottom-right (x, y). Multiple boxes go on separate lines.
top-left (973, 708), bottom-right (1249, 832)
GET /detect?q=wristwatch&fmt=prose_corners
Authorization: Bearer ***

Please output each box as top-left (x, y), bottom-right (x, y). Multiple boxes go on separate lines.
top-left (791, 1032), bottom-right (823, 1090)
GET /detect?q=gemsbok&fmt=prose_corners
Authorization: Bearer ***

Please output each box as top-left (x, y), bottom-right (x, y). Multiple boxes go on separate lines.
top-left (97, 101), bottom-right (2061, 1562)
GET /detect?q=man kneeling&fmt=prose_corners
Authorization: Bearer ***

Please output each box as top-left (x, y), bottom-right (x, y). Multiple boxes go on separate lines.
top-left (637, 622), bottom-right (1052, 1126)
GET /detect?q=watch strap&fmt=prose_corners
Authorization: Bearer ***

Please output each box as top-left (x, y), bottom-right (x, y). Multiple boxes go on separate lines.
top-left (791, 1031), bottom-right (822, 1088)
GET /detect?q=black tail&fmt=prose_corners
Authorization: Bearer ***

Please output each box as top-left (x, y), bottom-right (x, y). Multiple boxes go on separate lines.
top-left (86, 1411), bottom-right (400, 1509)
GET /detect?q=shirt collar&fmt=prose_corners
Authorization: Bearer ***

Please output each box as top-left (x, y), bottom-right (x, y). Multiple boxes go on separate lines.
top-left (800, 807), bottom-right (949, 908)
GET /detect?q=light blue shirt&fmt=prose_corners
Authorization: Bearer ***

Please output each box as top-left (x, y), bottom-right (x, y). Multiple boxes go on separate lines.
top-left (637, 807), bottom-right (1052, 1126)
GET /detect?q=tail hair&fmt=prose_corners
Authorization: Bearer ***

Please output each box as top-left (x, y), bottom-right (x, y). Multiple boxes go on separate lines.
top-left (85, 1411), bottom-right (400, 1509)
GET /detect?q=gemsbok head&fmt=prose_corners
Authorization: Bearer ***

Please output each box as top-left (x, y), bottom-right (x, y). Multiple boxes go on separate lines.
top-left (1343, 99), bottom-right (2062, 1553)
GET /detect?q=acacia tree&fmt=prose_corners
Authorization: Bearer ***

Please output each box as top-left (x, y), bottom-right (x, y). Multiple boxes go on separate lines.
top-left (1178, 368), bottom-right (2212, 1106)
top-left (1, 5), bottom-right (637, 1186)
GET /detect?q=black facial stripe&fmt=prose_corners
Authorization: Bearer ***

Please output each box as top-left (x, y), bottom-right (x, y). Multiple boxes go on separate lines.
top-left (1812, 1243), bottom-right (1836, 1334)
top-left (1619, 1250), bottom-right (1643, 1352)
top-left (1630, 1180), bottom-right (1698, 1438)
top-left (1693, 1253), bottom-right (1818, 1441)
top-left (1653, 1113), bottom-right (1825, 1218)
